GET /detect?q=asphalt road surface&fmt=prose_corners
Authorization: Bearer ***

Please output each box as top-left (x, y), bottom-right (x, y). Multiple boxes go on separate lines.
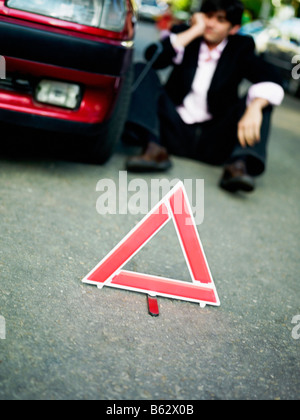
top-left (0, 22), bottom-right (299, 400)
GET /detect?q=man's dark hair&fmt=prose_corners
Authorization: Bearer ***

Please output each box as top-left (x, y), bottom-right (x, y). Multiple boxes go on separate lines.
top-left (201, 0), bottom-right (244, 26)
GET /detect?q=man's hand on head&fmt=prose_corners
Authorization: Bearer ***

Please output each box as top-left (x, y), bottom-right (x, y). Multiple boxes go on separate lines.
top-left (190, 13), bottom-right (206, 37)
top-left (172, 13), bottom-right (206, 49)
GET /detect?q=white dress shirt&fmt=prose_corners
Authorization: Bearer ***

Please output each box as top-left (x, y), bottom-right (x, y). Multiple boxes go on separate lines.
top-left (169, 34), bottom-right (284, 125)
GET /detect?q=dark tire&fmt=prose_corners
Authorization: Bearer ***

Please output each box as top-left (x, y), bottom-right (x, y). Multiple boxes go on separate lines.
top-left (88, 64), bottom-right (134, 164)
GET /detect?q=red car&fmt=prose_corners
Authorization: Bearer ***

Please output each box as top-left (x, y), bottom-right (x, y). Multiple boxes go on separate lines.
top-left (0, 0), bottom-right (136, 163)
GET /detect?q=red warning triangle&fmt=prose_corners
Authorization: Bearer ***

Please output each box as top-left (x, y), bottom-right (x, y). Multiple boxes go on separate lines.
top-left (83, 182), bottom-right (220, 308)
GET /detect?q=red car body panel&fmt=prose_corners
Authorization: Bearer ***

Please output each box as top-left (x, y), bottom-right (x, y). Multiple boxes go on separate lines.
top-left (0, 0), bottom-right (135, 130)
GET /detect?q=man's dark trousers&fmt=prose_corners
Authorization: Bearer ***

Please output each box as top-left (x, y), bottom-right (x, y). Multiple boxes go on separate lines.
top-left (124, 63), bottom-right (273, 176)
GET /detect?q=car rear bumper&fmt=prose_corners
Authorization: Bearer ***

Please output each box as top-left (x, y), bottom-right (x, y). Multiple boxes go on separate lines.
top-left (0, 56), bottom-right (122, 124)
top-left (0, 17), bottom-right (134, 127)
top-left (0, 107), bottom-right (107, 136)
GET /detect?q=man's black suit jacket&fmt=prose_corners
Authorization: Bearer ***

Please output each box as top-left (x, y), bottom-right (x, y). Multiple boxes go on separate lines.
top-left (145, 26), bottom-right (282, 120)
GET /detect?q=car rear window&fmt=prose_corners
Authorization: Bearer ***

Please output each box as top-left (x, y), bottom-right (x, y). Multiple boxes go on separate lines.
top-left (6, 0), bottom-right (127, 31)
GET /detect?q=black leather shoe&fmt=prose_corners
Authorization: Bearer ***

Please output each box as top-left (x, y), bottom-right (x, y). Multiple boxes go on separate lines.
top-left (126, 142), bottom-right (172, 173)
top-left (220, 160), bottom-right (255, 193)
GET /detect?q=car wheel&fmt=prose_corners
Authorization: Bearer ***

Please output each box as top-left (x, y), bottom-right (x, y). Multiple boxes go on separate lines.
top-left (88, 65), bottom-right (134, 164)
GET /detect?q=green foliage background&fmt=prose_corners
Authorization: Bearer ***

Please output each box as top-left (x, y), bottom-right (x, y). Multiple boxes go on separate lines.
top-left (242, 0), bottom-right (263, 18)
top-left (171, 0), bottom-right (298, 19)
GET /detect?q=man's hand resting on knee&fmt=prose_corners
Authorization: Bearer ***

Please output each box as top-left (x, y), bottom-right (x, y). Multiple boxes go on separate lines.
top-left (238, 98), bottom-right (269, 148)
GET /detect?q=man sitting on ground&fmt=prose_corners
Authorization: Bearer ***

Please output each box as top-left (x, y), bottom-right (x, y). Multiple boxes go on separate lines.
top-left (123, 0), bottom-right (284, 193)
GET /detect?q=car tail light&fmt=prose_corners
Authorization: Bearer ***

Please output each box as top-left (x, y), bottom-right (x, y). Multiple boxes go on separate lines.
top-left (35, 80), bottom-right (81, 109)
top-left (6, 0), bottom-right (128, 32)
